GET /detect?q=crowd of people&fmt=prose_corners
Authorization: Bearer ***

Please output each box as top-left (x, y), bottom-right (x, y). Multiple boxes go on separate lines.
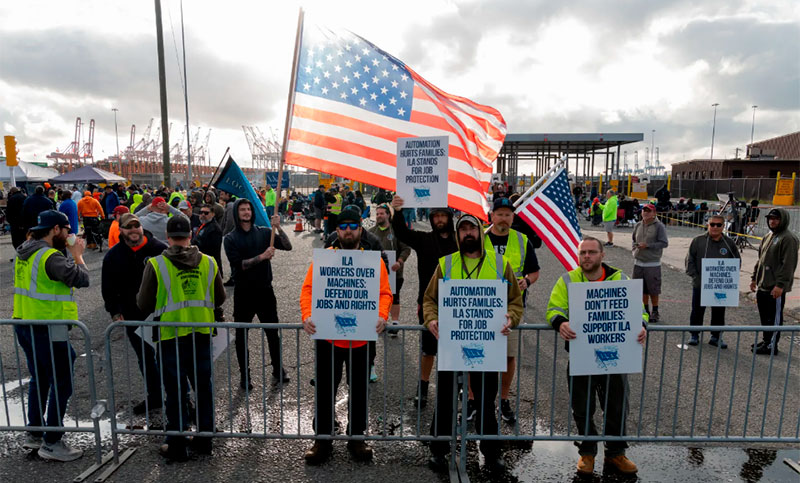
top-left (6, 178), bottom-right (798, 476)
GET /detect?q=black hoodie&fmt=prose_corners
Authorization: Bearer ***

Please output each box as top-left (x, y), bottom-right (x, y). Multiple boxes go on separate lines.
top-left (222, 198), bottom-right (291, 287)
top-left (102, 231), bottom-right (167, 320)
top-left (392, 207), bottom-right (458, 305)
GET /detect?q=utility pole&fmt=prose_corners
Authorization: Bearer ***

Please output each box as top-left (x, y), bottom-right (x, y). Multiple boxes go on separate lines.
top-left (111, 108), bottom-right (120, 174)
top-left (750, 105), bottom-right (758, 147)
top-left (710, 103), bottom-right (719, 160)
top-left (181, 0), bottom-right (192, 187)
top-left (154, 0), bottom-right (171, 187)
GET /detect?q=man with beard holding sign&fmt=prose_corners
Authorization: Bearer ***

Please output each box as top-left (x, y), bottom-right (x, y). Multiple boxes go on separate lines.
top-left (546, 236), bottom-right (647, 476)
top-left (422, 214), bottom-right (523, 473)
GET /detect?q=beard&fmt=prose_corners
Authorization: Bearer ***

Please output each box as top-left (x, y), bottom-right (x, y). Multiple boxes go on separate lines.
top-left (52, 234), bottom-right (67, 250)
top-left (460, 236), bottom-right (480, 253)
top-left (339, 236), bottom-right (359, 249)
top-left (432, 219), bottom-right (450, 234)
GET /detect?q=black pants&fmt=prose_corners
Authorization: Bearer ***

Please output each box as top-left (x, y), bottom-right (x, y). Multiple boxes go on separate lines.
top-left (690, 287), bottom-right (725, 338)
top-left (126, 325), bottom-right (162, 404)
top-left (159, 334), bottom-right (214, 451)
top-left (233, 285), bottom-right (283, 382)
top-left (314, 341), bottom-right (368, 437)
top-left (757, 290), bottom-right (786, 346)
top-left (569, 369), bottom-right (629, 457)
top-left (83, 217), bottom-right (101, 246)
top-left (324, 213), bottom-right (338, 237)
top-left (11, 226), bottom-right (26, 249)
top-left (430, 371), bottom-right (499, 458)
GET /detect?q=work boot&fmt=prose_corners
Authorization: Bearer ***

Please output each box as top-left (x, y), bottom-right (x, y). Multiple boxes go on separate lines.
top-left (576, 454), bottom-right (595, 475)
top-left (604, 454), bottom-right (638, 474)
top-left (347, 440), bottom-right (374, 461)
top-left (304, 441), bottom-right (332, 465)
top-left (38, 440), bottom-right (83, 462)
top-left (755, 344), bottom-right (779, 355)
top-left (414, 380), bottom-right (429, 408)
top-left (708, 337), bottom-right (728, 349)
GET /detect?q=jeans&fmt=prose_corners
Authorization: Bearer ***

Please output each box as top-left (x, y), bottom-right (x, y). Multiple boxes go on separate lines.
top-left (314, 341), bottom-right (368, 437)
top-left (569, 368), bottom-right (629, 457)
top-left (757, 290), bottom-right (786, 346)
top-left (14, 325), bottom-right (76, 444)
top-left (125, 325), bottom-right (162, 405)
top-left (266, 206), bottom-right (275, 218)
top-left (158, 334), bottom-right (214, 450)
top-left (690, 287), bottom-right (726, 338)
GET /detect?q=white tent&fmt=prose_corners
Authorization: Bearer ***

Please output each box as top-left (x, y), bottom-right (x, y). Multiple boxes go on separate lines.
top-left (0, 159), bottom-right (59, 183)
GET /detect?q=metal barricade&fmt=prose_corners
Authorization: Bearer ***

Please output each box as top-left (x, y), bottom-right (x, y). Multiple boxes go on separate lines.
top-left (0, 319), bottom-right (105, 476)
top-left (457, 324), bottom-right (800, 473)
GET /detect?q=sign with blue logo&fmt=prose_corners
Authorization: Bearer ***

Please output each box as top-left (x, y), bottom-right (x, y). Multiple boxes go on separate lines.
top-left (438, 279), bottom-right (507, 372)
top-left (311, 248), bottom-right (381, 341)
top-left (567, 279), bottom-right (643, 376)
top-left (700, 258), bottom-right (740, 307)
top-left (395, 135), bottom-right (449, 208)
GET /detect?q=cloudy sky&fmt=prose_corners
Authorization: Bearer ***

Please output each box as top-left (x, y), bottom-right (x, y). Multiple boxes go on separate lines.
top-left (1, 0), bottom-right (798, 175)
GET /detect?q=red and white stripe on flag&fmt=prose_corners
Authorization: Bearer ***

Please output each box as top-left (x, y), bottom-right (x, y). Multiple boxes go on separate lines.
top-left (284, 24), bottom-right (506, 220)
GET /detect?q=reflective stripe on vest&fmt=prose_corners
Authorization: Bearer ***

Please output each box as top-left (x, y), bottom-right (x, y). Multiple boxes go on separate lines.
top-left (330, 194), bottom-right (343, 215)
top-left (442, 250), bottom-right (505, 282)
top-left (13, 248), bottom-right (75, 303)
top-left (484, 228), bottom-right (527, 277)
top-left (151, 255), bottom-right (216, 317)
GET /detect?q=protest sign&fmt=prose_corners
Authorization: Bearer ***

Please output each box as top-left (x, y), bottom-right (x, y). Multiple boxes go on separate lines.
top-left (567, 279), bottom-right (643, 376)
top-left (311, 248), bottom-right (381, 341)
top-left (700, 258), bottom-right (740, 307)
top-left (395, 135), bottom-right (449, 207)
top-left (386, 250), bottom-right (397, 294)
top-left (437, 279), bottom-right (507, 372)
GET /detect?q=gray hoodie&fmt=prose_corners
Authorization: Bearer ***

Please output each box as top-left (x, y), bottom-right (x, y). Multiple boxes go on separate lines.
top-left (15, 239), bottom-right (90, 289)
top-left (752, 208), bottom-right (798, 293)
top-left (632, 218), bottom-right (669, 266)
top-left (136, 204), bottom-right (189, 243)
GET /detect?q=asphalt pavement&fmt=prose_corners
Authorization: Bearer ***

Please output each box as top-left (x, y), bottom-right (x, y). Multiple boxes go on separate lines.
top-left (0, 214), bottom-right (798, 482)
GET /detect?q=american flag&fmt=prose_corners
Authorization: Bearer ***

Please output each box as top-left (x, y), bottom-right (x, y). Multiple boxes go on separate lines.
top-left (284, 21), bottom-right (506, 219)
top-left (516, 168), bottom-right (582, 270)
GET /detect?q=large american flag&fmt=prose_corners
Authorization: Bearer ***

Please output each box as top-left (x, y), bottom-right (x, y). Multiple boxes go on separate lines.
top-left (284, 21), bottom-right (506, 219)
top-left (516, 168), bottom-right (582, 270)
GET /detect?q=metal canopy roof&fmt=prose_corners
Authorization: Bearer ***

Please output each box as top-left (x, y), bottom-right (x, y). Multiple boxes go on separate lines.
top-left (501, 133), bottom-right (644, 155)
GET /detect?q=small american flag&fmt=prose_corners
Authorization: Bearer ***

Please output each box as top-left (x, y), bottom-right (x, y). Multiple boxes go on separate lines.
top-left (516, 168), bottom-right (582, 270)
top-left (285, 20), bottom-right (506, 219)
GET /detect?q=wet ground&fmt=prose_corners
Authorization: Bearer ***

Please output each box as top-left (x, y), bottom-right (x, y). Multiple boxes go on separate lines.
top-left (0, 212), bottom-right (798, 482)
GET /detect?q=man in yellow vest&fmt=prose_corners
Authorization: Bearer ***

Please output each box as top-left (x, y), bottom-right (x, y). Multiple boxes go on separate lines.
top-left (483, 197), bottom-right (540, 425)
top-left (324, 186), bottom-right (343, 238)
top-left (13, 210), bottom-right (89, 461)
top-left (422, 214), bottom-right (523, 473)
top-left (137, 215), bottom-right (226, 461)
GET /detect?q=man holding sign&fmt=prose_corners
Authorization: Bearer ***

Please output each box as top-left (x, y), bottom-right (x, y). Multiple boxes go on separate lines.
top-left (547, 237), bottom-right (647, 476)
top-left (422, 214), bottom-right (523, 473)
top-left (685, 214), bottom-right (740, 348)
top-left (300, 206), bottom-right (393, 465)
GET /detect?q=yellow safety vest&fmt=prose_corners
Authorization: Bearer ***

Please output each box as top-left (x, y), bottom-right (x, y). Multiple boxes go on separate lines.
top-left (149, 253), bottom-right (217, 342)
top-left (438, 247), bottom-right (507, 282)
top-left (329, 193), bottom-right (343, 215)
top-left (13, 248), bottom-right (77, 341)
top-left (484, 228), bottom-right (528, 278)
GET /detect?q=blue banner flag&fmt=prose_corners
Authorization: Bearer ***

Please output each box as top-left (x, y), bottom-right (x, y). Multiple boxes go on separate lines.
top-left (266, 171), bottom-right (290, 189)
top-left (213, 156), bottom-right (270, 227)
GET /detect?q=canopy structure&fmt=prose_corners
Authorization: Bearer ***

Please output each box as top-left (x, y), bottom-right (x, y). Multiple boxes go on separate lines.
top-left (51, 165), bottom-right (126, 184)
top-left (496, 133), bottom-right (644, 184)
top-left (0, 159), bottom-right (60, 182)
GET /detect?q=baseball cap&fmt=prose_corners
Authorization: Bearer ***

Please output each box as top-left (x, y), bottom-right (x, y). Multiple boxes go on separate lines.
top-left (113, 205), bottom-right (130, 215)
top-left (642, 204), bottom-right (656, 211)
top-left (766, 209), bottom-right (781, 219)
top-left (337, 205), bottom-right (362, 224)
top-left (455, 214), bottom-right (480, 229)
top-left (178, 200), bottom-right (191, 210)
top-left (118, 213), bottom-right (140, 228)
top-left (151, 196), bottom-right (166, 206)
top-left (492, 197), bottom-right (514, 212)
top-left (166, 215), bottom-right (192, 238)
top-left (31, 210), bottom-right (69, 231)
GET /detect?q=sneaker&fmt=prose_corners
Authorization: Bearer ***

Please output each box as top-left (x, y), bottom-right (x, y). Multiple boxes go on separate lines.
top-left (388, 321), bottom-right (399, 337)
top-left (576, 454), bottom-right (595, 475)
top-left (272, 368), bottom-right (291, 385)
top-left (347, 440), bottom-right (374, 461)
top-left (687, 336), bottom-right (699, 346)
top-left (650, 311), bottom-right (660, 323)
top-left (755, 344), bottom-right (779, 355)
top-left (414, 380), bottom-right (429, 408)
top-left (500, 399), bottom-right (516, 424)
top-left (23, 434), bottom-right (42, 450)
top-left (604, 242), bottom-right (614, 247)
top-left (38, 440), bottom-right (83, 462)
top-left (304, 441), bottom-right (332, 465)
top-left (708, 337), bottom-right (728, 349)
top-left (369, 365), bottom-right (378, 383)
top-left (466, 399), bottom-right (477, 422)
top-left (604, 454), bottom-right (638, 474)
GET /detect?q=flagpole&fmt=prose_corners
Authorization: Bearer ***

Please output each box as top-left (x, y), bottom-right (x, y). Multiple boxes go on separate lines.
top-left (207, 146), bottom-right (230, 190)
top-left (512, 156), bottom-right (567, 208)
top-left (271, 7), bottom-right (304, 247)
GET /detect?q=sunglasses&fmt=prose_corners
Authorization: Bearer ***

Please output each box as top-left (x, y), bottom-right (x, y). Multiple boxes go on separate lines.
top-left (338, 223), bottom-right (360, 231)
top-left (122, 222), bottom-right (141, 229)
top-left (709, 222), bottom-right (723, 227)
top-left (200, 211), bottom-right (211, 215)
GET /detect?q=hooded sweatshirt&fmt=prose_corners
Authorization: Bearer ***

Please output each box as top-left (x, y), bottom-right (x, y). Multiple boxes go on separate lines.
top-left (421, 219), bottom-right (523, 328)
top-left (134, 193), bottom-right (152, 214)
top-left (392, 207), bottom-right (458, 305)
top-left (203, 190), bottom-right (225, 224)
top-left (632, 217), bottom-right (669, 265)
top-left (137, 244), bottom-right (226, 321)
top-left (15, 239), bottom-right (90, 291)
top-left (129, 193), bottom-right (143, 214)
top-left (752, 208), bottom-right (798, 293)
top-left (136, 203), bottom-right (189, 243)
top-left (686, 231), bottom-right (741, 288)
top-left (222, 198), bottom-right (291, 287)
top-left (102, 232), bottom-right (167, 320)
top-left (58, 196), bottom-right (80, 235)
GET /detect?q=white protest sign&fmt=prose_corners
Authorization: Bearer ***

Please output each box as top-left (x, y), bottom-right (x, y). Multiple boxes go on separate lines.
top-left (386, 250), bottom-right (397, 294)
top-left (395, 135), bottom-right (449, 208)
top-left (567, 279), bottom-right (643, 376)
top-left (135, 325), bottom-right (234, 362)
top-left (437, 279), bottom-right (507, 372)
top-left (311, 248), bottom-right (381, 341)
top-left (700, 258), bottom-right (740, 307)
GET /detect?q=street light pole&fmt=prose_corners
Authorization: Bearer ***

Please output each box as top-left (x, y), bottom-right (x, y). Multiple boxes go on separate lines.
top-left (111, 108), bottom-right (120, 174)
top-left (710, 103), bottom-right (719, 160)
top-left (750, 105), bottom-right (758, 147)
top-left (154, 0), bottom-right (171, 187)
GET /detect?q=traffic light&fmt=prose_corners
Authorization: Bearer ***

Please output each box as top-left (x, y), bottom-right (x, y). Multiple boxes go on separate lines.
top-left (4, 136), bottom-right (18, 167)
